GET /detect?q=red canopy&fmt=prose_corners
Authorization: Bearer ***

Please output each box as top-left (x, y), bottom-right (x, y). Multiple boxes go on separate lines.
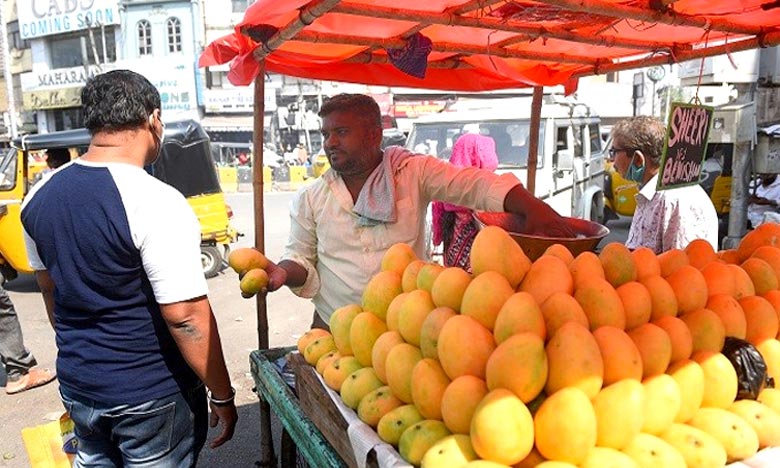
top-left (200, 0), bottom-right (780, 91)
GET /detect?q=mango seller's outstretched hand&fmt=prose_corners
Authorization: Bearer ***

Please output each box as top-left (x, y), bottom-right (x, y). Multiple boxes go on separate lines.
top-left (504, 184), bottom-right (575, 238)
top-left (263, 259), bottom-right (288, 292)
top-left (263, 258), bottom-right (309, 294)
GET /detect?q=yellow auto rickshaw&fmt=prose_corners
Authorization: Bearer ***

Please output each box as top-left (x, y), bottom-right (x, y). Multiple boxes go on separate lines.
top-left (0, 120), bottom-right (239, 282)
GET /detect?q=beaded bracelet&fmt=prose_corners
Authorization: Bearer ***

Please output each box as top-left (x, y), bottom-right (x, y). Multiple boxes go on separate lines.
top-left (207, 387), bottom-right (236, 406)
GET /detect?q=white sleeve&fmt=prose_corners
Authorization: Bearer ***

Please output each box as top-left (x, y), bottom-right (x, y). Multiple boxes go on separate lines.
top-left (20, 174), bottom-right (48, 270)
top-left (138, 192), bottom-right (208, 304)
top-left (114, 170), bottom-right (208, 304)
top-left (22, 226), bottom-right (44, 270)
top-left (281, 189), bottom-right (321, 298)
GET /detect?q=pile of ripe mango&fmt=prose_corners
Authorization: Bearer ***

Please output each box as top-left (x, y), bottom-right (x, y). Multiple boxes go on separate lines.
top-left (296, 222), bottom-right (780, 468)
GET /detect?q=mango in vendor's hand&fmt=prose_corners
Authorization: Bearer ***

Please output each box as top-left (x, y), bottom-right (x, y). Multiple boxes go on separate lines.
top-left (228, 247), bottom-right (269, 274)
top-left (239, 268), bottom-right (269, 297)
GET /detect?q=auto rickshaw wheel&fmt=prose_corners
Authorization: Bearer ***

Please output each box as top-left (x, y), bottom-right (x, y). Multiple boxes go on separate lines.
top-left (201, 245), bottom-right (223, 278)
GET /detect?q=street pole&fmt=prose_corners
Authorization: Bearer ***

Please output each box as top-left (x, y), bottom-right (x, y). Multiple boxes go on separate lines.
top-left (652, 80), bottom-right (657, 116)
top-left (0, 3), bottom-right (18, 138)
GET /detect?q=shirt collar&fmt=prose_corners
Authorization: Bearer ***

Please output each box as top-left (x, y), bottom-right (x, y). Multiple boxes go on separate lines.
top-left (637, 173), bottom-right (660, 201)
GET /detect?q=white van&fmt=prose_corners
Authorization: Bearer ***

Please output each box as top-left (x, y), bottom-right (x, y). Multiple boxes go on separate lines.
top-left (405, 95), bottom-right (607, 222)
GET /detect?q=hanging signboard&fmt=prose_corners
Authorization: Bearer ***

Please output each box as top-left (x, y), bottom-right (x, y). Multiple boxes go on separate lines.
top-left (657, 102), bottom-right (713, 190)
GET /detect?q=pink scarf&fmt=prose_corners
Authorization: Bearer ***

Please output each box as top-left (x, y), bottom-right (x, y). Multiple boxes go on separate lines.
top-left (432, 133), bottom-right (499, 246)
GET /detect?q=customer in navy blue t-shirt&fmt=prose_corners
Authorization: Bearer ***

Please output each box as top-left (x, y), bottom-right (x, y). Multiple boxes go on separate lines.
top-left (22, 70), bottom-right (237, 467)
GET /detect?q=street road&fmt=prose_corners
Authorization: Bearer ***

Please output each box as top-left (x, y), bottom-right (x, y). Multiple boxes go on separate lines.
top-left (0, 190), bottom-right (629, 467)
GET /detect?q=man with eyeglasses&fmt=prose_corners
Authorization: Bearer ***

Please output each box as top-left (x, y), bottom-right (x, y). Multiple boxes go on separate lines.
top-left (610, 116), bottom-right (718, 253)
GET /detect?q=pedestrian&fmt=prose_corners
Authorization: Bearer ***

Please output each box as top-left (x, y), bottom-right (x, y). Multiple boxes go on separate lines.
top-left (33, 148), bottom-right (72, 184)
top-left (610, 116), bottom-right (718, 253)
top-left (431, 133), bottom-right (499, 272)
top-left (293, 143), bottom-right (309, 166)
top-left (0, 282), bottom-right (56, 394)
top-left (260, 93), bottom-right (571, 328)
top-left (748, 173), bottom-right (780, 228)
top-left (21, 69), bottom-right (237, 466)
top-left (45, 148), bottom-right (71, 170)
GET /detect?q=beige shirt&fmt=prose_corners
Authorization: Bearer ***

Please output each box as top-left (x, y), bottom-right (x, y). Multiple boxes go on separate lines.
top-left (626, 174), bottom-right (718, 254)
top-left (282, 153), bottom-right (519, 321)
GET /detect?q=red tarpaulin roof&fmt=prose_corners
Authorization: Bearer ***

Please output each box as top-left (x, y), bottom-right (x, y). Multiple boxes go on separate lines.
top-left (200, 0), bottom-right (780, 91)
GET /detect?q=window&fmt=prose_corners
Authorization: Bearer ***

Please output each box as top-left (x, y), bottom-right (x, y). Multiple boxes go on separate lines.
top-left (49, 28), bottom-right (117, 68)
top-left (606, 71), bottom-right (618, 83)
top-left (137, 20), bottom-right (152, 56)
top-left (207, 69), bottom-right (225, 88)
top-left (232, 0), bottom-right (250, 13)
top-left (7, 22), bottom-right (29, 50)
top-left (52, 108), bottom-right (84, 131)
top-left (167, 17), bottom-right (182, 53)
top-left (588, 123), bottom-right (602, 153)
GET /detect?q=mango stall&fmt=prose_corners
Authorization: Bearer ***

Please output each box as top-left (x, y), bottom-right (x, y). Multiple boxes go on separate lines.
top-left (199, 0), bottom-right (780, 466)
top-left (234, 220), bottom-right (780, 467)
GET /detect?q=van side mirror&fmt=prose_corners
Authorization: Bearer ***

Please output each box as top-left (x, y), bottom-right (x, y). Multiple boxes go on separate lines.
top-left (556, 149), bottom-right (574, 172)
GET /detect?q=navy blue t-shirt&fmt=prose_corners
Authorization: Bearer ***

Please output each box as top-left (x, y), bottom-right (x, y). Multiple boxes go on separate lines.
top-left (22, 160), bottom-right (208, 405)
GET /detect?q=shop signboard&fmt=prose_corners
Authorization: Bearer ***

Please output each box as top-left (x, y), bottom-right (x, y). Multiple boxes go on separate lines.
top-left (19, 0), bottom-right (120, 40)
top-left (204, 87), bottom-right (277, 113)
top-left (20, 64), bottom-right (112, 93)
top-left (23, 87), bottom-right (82, 110)
top-left (393, 100), bottom-right (448, 118)
top-left (657, 102), bottom-right (714, 190)
top-left (118, 58), bottom-right (198, 114)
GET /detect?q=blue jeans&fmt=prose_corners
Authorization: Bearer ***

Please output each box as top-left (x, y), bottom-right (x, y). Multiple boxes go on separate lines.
top-left (60, 384), bottom-right (208, 467)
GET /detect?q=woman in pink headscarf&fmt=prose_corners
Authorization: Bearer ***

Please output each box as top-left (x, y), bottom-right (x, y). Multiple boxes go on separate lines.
top-left (432, 133), bottom-right (499, 272)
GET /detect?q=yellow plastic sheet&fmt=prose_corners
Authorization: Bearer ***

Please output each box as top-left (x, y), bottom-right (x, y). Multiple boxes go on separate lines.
top-left (21, 413), bottom-right (76, 468)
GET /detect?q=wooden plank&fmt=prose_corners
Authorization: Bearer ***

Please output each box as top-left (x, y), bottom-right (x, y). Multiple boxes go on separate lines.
top-left (250, 348), bottom-right (347, 468)
top-left (289, 352), bottom-right (362, 468)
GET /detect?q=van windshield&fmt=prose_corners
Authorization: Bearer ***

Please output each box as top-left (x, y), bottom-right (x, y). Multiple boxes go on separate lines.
top-left (406, 120), bottom-right (544, 169)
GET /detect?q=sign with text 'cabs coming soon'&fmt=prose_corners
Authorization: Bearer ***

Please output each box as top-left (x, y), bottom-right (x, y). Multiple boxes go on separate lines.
top-left (18, 0), bottom-right (120, 40)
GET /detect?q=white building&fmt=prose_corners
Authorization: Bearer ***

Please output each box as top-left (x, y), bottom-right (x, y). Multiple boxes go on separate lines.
top-left (13, 0), bottom-right (202, 133)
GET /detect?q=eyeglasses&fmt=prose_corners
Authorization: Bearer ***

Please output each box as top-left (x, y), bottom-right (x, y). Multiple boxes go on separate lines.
top-left (608, 147), bottom-right (635, 158)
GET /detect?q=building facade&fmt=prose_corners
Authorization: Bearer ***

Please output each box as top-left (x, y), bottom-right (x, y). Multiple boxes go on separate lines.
top-left (4, 0), bottom-right (202, 134)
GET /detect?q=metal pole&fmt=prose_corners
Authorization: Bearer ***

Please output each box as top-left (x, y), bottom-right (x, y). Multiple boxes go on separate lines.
top-left (526, 86), bottom-right (543, 195)
top-left (652, 80), bottom-right (656, 117)
top-left (724, 140), bottom-right (751, 249)
top-left (0, 4), bottom-right (18, 138)
top-left (252, 64), bottom-right (276, 468)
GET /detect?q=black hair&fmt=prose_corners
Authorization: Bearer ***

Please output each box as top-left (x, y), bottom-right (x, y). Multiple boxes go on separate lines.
top-left (319, 94), bottom-right (382, 129)
top-left (81, 69), bottom-right (161, 134)
top-left (46, 148), bottom-right (71, 169)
